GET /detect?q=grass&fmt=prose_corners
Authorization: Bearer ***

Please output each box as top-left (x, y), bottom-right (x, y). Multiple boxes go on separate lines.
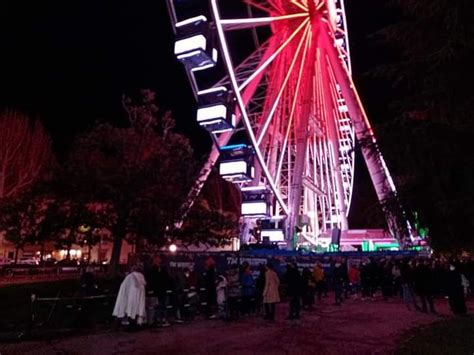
top-left (395, 315), bottom-right (474, 355)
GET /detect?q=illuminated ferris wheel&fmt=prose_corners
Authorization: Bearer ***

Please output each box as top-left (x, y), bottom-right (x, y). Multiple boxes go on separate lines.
top-left (167, 0), bottom-right (412, 248)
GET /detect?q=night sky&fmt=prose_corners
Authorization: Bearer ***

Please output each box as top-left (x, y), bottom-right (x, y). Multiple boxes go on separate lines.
top-left (1, 0), bottom-right (397, 227)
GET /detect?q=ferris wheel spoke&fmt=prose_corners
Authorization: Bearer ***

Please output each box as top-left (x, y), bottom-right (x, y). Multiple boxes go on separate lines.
top-left (274, 28), bottom-right (312, 185)
top-left (220, 13), bottom-right (308, 31)
top-left (290, 0), bottom-right (308, 12)
top-left (256, 24), bottom-right (311, 147)
top-left (238, 17), bottom-right (309, 92)
top-left (243, 1), bottom-right (277, 15)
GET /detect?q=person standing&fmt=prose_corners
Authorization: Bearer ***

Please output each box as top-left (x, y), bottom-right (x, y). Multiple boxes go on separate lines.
top-left (301, 268), bottom-right (315, 309)
top-left (216, 274), bottom-right (228, 319)
top-left (255, 264), bottom-right (266, 315)
top-left (414, 259), bottom-right (436, 314)
top-left (313, 262), bottom-right (325, 301)
top-left (113, 265), bottom-right (147, 330)
top-left (78, 267), bottom-right (99, 329)
top-left (286, 262), bottom-right (302, 319)
top-left (392, 262), bottom-right (402, 298)
top-left (240, 263), bottom-right (255, 315)
top-left (226, 264), bottom-right (241, 319)
top-left (333, 260), bottom-right (345, 305)
top-left (263, 262), bottom-right (280, 321)
top-left (360, 260), bottom-right (370, 299)
top-left (400, 260), bottom-right (419, 311)
top-left (203, 257), bottom-right (218, 319)
top-left (145, 256), bottom-right (160, 326)
top-left (348, 263), bottom-right (360, 297)
top-left (152, 263), bottom-right (174, 327)
top-left (447, 261), bottom-right (467, 315)
top-left (341, 257), bottom-right (350, 299)
top-left (381, 260), bottom-right (394, 300)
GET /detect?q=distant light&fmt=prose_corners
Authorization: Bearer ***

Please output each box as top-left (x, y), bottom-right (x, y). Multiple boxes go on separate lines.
top-left (78, 224), bottom-right (91, 233)
top-left (169, 244), bottom-right (177, 253)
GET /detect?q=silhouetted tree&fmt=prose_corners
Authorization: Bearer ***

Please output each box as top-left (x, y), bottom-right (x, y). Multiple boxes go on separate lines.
top-left (0, 110), bottom-right (53, 200)
top-left (63, 90), bottom-right (198, 272)
top-left (0, 190), bottom-right (47, 263)
top-left (373, 0), bottom-right (474, 251)
top-left (174, 197), bottom-right (239, 248)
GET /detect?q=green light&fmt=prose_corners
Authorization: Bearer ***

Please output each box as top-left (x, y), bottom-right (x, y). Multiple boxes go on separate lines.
top-left (362, 240), bottom-right (376, 252)
top-left (362, 241), bottom-right (369, 252)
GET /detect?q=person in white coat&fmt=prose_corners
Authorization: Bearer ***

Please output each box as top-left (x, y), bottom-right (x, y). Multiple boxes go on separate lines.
top-left (263, 263), bottom-right (280, 321)
top-left (113, 265), bottom-right (147, 328)
top-left (216, 275), bottom-right (228, 319)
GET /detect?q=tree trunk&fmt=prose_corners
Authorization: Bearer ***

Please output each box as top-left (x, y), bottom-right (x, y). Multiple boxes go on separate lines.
top-left (40, 242), bottom-right (45, 263)
top-left (108, 216), bottom-right (126, 275)
top-left (14, 245), bottom-right (20, 264)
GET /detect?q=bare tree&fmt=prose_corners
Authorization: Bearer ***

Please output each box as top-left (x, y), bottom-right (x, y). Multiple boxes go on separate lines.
top-left (0, 110), bottom-right (53, 200)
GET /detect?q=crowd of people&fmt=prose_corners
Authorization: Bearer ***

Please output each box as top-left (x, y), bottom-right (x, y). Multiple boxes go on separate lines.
top-left (111, 255), bottom-right (473, 331)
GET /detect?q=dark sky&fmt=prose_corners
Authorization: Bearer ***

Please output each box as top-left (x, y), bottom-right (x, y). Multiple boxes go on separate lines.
top-left (1, 0), bottom-right (396, 226)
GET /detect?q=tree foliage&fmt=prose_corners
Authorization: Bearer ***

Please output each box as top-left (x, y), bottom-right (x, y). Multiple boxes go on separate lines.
top-left (173, 171), bottom-right (241, 248)
top-left (0, 189), bottom-right (52, 263)
top-left (374, 0), bottom-right (474, 251)
top-left (174, 199), bottom-right (239, 248)
top-left (62, 90), bottom-right (199, 271)
top-left (48, 200), bottom-right (114, 259)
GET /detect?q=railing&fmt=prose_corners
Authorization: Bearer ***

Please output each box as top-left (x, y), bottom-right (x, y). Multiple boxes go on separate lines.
top-left (0, 265), bottom-right (107, 279)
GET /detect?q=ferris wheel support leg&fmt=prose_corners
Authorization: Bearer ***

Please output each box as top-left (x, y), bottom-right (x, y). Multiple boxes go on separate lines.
top-left (320, 29), bottom-right (410, 246)
top-left (175, 132), bottom-right (232, 229)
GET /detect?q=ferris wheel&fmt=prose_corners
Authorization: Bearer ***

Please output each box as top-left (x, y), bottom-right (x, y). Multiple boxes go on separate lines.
top-left (167, 0), bottom-right (412, 249)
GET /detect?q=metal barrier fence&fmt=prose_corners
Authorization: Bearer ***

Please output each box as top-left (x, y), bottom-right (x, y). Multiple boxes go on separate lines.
top-left (30, 293), bottom-right (116, 329)
top-left (1, 265), bottom-right (107, 279)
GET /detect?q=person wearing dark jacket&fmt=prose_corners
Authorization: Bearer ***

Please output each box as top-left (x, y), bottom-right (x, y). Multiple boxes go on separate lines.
top-left (381, 260), bottom-right (394, 300)
top-left (77, 267), bottom-right (99, 328)
top-left (301, 268), bottom-right (315, 310)
top-left (240, 264), bottom-right (255, 315)
top-left (447, 262), bottom-right (467, 315)
top-left (333, 260), bottom-right (345, 305)
top-left (414, 260), bottom-right (436, 313)
top-left (400, 260), bottom-right (419, 311)
top-left (255, 264), bottom-right (266, 315)
top-left (146, 258), bottom-right (174, 327)
top-left (203, 257), bottom-right (217, 319)
top-left (286, 262), bottom-right (302, 319)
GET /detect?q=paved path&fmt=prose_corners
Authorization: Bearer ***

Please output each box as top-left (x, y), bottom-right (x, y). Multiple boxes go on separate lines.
top-left (2, 296), bottom-right (472, 355)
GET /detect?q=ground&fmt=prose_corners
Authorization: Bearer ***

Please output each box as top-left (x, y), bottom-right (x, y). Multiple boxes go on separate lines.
top-left (1, 296), bottom-right (473, 355)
